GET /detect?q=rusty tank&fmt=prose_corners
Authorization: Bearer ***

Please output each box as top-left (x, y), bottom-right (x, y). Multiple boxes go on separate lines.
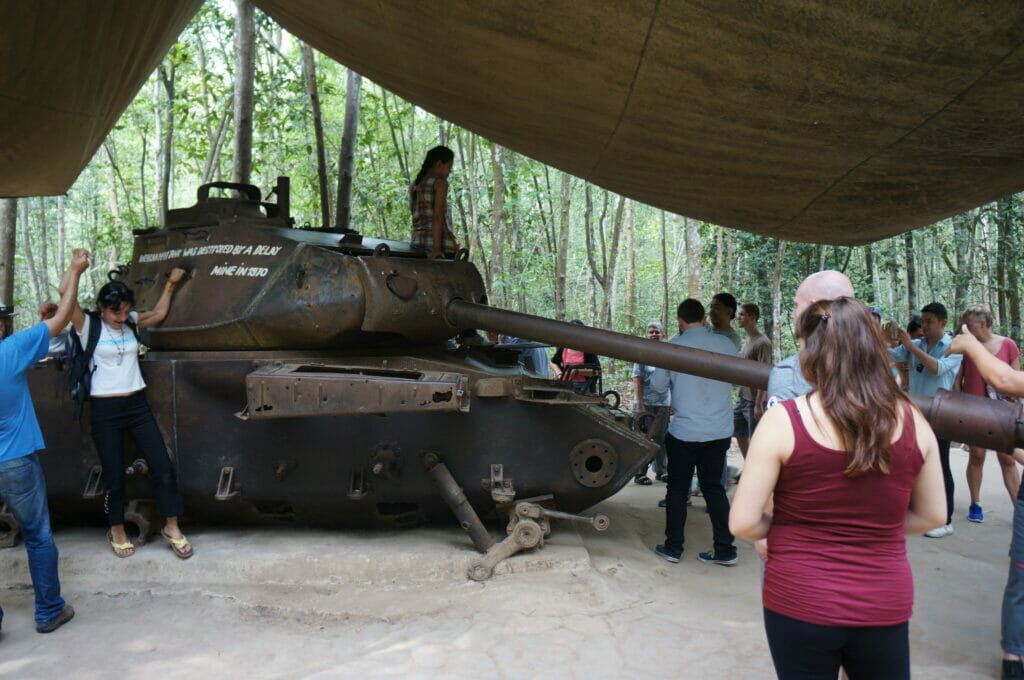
top-left (24, 180), bottom-right (660, 544)
top-left (22, 179), bottom-right (1024, 564)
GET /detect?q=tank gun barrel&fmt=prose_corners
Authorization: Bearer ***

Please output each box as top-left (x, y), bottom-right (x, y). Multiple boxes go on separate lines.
top-left (447, 299), bottom-right (769, 387)
top-left (446, 300), bottom-right (1024, 453)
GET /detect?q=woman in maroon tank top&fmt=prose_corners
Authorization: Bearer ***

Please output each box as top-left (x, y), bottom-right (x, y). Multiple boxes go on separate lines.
top-left (730, 298), bottom-right (946, 680)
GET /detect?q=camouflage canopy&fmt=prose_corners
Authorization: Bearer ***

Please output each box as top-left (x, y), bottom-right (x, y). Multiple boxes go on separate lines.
top-left (3, 0), bottom-right (1023, 244)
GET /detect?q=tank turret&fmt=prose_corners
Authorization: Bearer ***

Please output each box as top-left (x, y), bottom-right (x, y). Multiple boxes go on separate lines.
top-left (130, 179), bottom-right (486, 350)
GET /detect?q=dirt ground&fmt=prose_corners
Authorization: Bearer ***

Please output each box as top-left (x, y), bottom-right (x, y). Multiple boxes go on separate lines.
top-left (0, 445), bottom-right (1015, 679)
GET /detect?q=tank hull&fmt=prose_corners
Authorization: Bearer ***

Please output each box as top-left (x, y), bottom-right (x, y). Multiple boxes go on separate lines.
top-left (30, 349), bottom-right (655, 529)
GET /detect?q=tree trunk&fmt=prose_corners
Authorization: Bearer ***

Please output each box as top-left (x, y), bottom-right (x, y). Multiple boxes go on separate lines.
top-left (335, 69), bottom-right (362, 230)
top-left (105, 162), bottom-right (122, 235)
top-left (56, 195), bottom-right (66, 277)
top-left (997, 205), bottom-right (1008, 328)
top-left (724, 232), bottom-right (735, 291)
top-left (980, 214), bottom-right (994, 311)
top-left (231, 0), bottom-right (255, 185)
top-left (455, 132), bottom-right (481, 263)
top-left (203, 106), bottom-right (231, 184)
top-left (300, 43), bottom-right (331, 228)
top-left (863, 243), bottom-right (876, 303)
top-left (660, 212), bottom-right (670, 327)
top-left (770, 239), bottom-right (787, 362)
top-left (0, 199), bottom-right (15, 307)
top-left (36, 197), bottom-right (50, 296)
top-left (624, 200), bottom-right (636, 330)
top-left (554, 173), bottom-right (571, 320)
top-left (381, 91), bottom-right (410, 182)
top-left (489, 144), bottom-right (507, 306)
top-left (684, 217), bottom-right (702, 299)
top-left (463, 136), bottom-right (489, 279)
top-left (1010, 198), bottom-right (1022, 342)
top-left (903, 231), bottom-right (917, 320)
top-left (19, 200), bottom-right (44, 306)
top-left (509, 210), bottom-right (527, 313)
top-left (709, 226), bottom-right (723, 294)
top-left (583, 185), bottom-right (608, 311)
top-left (887, 255), bottom-right (901, 317)
top-left (158, 64), bottom-right (175, 227)
top-left (600, 195), bottom-right (626, 329)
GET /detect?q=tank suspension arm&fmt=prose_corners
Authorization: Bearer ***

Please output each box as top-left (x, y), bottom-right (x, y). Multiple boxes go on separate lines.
top-left (423, 452), bottom-right (495, 553)
top-left (446, 300), bottom-right (1024, 453)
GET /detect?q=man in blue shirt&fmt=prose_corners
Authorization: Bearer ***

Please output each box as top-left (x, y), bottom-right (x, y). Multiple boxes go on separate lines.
top-left (888, 302), bottom-right (962, 538)
top-left (0, 247), bottom-right (91, 634)
top-left (651, 299), bottom-right (739, 566)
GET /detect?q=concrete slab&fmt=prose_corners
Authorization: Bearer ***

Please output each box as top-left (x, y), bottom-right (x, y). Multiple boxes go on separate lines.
top-left (0, 446), bottom-right (1015, 679)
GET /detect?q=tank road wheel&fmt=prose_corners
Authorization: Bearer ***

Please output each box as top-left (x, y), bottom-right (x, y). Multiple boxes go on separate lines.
top-left (122, 499), bottom-right (157, 547)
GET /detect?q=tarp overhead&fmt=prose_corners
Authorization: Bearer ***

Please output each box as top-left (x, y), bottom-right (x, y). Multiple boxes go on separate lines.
top-left (0, 1), bottom-right (203, 197)
top-left (3, 1), bottom-right (1024, 244)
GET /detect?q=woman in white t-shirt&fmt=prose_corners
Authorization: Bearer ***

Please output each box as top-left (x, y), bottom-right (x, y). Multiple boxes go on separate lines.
top-left (68, 268), bottom-right (191, 559)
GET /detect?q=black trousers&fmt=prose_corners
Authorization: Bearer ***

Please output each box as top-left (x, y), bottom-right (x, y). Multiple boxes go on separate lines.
top-left (664, 434), bottom-right (734, 557)
top-left (937, 438), bottom-right (953, 525)
top-left (90, 392), bottom-right (184, 526)
top-left (764, 608), bottom-right (909, 680)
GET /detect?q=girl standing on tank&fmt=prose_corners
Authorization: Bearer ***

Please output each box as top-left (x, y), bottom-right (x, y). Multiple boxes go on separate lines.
top-left (730, 298), bottom-right (945, 680)
top-left (66, 270), bottom-right (192, 559)
top-left (410, 145), bottom-right (458, 259)
top-left (409, 146), bottom-right (488, 346)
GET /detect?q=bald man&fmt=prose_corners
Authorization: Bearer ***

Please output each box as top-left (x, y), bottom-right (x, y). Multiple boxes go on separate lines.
top-left (766, 270), bottom-right (855, 407)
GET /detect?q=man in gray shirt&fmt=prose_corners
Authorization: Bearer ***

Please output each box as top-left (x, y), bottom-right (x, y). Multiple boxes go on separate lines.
top-left (651, 299), bottom-right (739, 566)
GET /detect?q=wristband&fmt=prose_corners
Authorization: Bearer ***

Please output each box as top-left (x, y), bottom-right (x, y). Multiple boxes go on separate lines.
top-left (165, 283), bottom-right (176, 293)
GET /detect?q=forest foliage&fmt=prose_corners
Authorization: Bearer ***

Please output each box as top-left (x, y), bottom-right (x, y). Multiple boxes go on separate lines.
top-left (6, 2), bottom-right (1023, 391)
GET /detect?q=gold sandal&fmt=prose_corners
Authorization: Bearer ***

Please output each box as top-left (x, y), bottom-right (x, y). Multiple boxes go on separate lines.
top-left (106, 530), bottom-right (135, 558)
top-left (161, 529), bottom-right (193, 559)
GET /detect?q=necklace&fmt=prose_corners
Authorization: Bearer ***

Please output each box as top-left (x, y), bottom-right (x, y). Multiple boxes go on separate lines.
top-left (112, 325), bottom-right (126, 366)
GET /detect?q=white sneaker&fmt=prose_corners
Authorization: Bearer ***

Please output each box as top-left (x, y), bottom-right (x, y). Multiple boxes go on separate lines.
top-left (924, 524), bottom-right (953, 538)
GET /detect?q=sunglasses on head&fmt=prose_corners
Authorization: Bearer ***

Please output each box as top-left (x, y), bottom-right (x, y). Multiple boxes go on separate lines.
top-left (99, 284), bottom-right (130, 305)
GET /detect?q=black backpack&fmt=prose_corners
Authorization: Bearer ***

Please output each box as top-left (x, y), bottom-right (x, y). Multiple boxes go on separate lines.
top-left (67, 311), bottom-right (139, 420)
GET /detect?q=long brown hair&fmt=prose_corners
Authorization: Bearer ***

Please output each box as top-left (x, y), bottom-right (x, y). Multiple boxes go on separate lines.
top-left (798, 298), bottom-right (911, 477)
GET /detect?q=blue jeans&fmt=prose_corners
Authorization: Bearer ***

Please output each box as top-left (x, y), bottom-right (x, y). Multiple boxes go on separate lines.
top-left (1003, 470), bottom-right (1024, 655)
top-left (0, 453), bottom-right (66, 629)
